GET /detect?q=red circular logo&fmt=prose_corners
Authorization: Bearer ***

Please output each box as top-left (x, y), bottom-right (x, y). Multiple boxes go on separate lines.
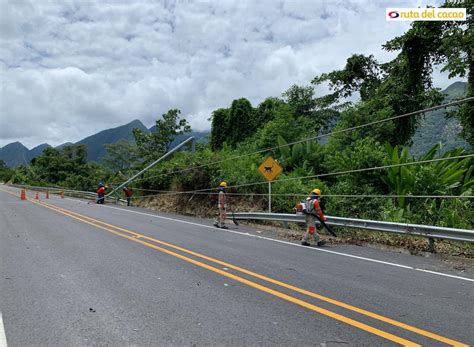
top-left (388, 11), bottom-right (400, 18)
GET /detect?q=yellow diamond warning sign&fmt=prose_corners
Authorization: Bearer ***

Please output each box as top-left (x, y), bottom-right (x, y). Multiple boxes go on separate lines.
top-left (258, 156), bottom-right (282, 181)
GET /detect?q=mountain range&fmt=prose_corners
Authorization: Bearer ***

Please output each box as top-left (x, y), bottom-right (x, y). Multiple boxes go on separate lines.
top-left (0, 142), bottom-right (51, 167)
top-left (0, 120), bottom-right (209, 167)
top-left (0, 81), bottom-right (470, 167)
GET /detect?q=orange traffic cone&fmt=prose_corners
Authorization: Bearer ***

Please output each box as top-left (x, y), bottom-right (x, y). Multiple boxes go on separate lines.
top-left (45, 190), bottom-right (49, 199)
top-left (35, 192), bottom-right (39, 200)
top-left (61, 191), bottom-right (64, 199)
top-left (20, 189), bottom-right (26, 200)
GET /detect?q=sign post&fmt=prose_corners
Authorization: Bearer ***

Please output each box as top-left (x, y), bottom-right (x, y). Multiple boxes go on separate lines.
top-left (268, 181), bottom-right (271, 213)
top-left (258, 156), bottom-right (282, 213)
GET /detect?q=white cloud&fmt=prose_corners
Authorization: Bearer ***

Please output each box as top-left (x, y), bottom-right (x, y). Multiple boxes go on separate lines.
top-left (0, 0), bottom-right (462, 148)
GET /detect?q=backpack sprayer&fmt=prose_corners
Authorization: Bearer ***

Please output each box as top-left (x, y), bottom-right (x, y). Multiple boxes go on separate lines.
top-left (295, 201), bottom-right (337, 237)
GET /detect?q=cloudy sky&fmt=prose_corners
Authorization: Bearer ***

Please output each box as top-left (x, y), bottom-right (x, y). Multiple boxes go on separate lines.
top-left (0, 0), bottom-right (456, 149)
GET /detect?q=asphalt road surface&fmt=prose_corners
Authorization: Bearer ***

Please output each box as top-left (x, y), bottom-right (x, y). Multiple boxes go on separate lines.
top-left (1, 186), bottom-right (473, 346)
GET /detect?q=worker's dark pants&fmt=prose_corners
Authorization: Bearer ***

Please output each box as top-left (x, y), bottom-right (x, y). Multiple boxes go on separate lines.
top-left (126, 197), bottom-right (131, 206)
top-left (97, 193), bottom-right (105, 204)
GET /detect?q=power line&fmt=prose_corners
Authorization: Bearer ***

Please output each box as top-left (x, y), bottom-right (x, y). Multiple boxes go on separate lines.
top-left (130, 153), bottom-right (474, 196)
top-left (130, 190), bottom-right (473, 200)
top-left (114, 97), bottom-right (474, 185)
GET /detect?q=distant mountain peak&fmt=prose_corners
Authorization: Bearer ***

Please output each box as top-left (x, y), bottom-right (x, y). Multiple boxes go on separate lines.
top-left (442, 81), bottom-right (468, 99)
top-left (0, 141), bottom-right (29, 167)
top-left (5, 141), bottom-right (27, 148)
top-left (30, 143), bottom-right (51, 150)
top-left (75, 119), bottom-right (149, 161)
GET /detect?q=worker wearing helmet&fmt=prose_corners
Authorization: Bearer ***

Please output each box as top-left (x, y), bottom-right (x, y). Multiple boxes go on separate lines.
top-left (302, 188), bottom-right (326, 246)
top-left (213, 181), bottom-right (228, 229)
top-left (96, 182), bottom-right (107, 204)
top-left (123, 186), bottom-right (134, 206)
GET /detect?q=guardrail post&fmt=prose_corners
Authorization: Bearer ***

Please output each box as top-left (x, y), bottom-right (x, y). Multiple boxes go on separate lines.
top-left (428, 238), bottom-right (436, 253)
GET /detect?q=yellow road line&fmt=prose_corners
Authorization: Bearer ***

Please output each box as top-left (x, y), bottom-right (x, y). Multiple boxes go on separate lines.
top-left (30, 199), bottom-right (419, 346)
top-left (38, 199), bottom-right (469, 347)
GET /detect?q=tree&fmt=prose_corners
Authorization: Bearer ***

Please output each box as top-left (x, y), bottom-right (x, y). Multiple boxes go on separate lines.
top-left (254, 97), bottom-right (283, 128)
top-left (312, 54), bottom-right (382, 106)
top-left (133, 109), bottom-right (192, 160)
top-left (381, 1), bottom-right (473, 145)
top-left (210, 108), bottom-right (229, 151)
top-left (102, 139), bottom-right (140, 173)
top-left (437, 1), bottom-right (473, 144)
top-left (282, 84), bottom-right (337, 135)
top-left (20, 144), bottom-right (110, 190)
top-left (0, 160), bottom-right (14, 182)
top-left (382, 20), bottom-right (447, 145)
top-left (227, 98), bottom-right (255, 147)
top-left (282, 84), bottom-right (316, 118)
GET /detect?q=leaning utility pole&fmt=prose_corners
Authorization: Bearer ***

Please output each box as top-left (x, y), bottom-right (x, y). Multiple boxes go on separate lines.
top-left (104, 136), bottom-right (195, 199)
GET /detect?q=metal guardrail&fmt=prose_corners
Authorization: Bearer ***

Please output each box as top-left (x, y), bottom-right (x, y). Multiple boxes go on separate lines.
top-left (232, 212), bottom-right (474, 242)
top-left (7, 184), bottom-right (127, 204)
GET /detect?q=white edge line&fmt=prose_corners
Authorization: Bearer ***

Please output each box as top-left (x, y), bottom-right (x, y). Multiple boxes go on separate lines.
top-left (414, 268), bottom-right (473, 281)
top-left (52, 196), bottom-right (474, 283)
top-left (0, 312), bottom-right (7, 347)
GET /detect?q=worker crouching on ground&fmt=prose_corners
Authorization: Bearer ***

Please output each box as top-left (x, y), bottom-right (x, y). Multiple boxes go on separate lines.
top-left (301, 188), bottom-right (327, 247)
top-left (213, 181), bottom-right (228, 229)
top-left (122, 186), bottom-right (133, 206)
top-left (96, 182), bottom-right (107, 204)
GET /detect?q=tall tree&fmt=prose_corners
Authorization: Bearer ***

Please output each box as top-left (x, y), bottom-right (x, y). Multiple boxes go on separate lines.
top-left (209, 108), bottom-right (229, 151)
top-left (314, 31), bottom-right (445, 146)
top-left (381, 1), bottom-right (473, 144)
top-left (437, 1), bottom-right (473, 144)
top-left (312, 54), bottom-right (381, 106)
top-left (227, 98), bottom-right (254, 147)
top-left (383, 20), bottom-right (445, 145)
top-left (133, 109), bottom-right (191, 160)
top-left (254, 97), bottom-right (283, 128)
top-left (282, 84), bottom-right (316, 118)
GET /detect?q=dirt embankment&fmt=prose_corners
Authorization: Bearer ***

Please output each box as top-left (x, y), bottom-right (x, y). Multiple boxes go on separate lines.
top-left (137, 194), bottom-right (266, 218)
top-left (136, 194), bottom-right (474, 259)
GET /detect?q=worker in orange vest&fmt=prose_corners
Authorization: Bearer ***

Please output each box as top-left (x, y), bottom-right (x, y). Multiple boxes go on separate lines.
top-left (213, 181), bottom-right (228, 229)
top-left (302, 188), bottom-right (326, 247)
top-left (122, 186), bottom-right (133, 206)
top-left (96, 182), bottom-right (106, 204)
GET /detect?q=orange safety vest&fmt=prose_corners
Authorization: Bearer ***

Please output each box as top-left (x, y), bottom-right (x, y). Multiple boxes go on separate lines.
top-left (306, 198), bottom-right (325, 220)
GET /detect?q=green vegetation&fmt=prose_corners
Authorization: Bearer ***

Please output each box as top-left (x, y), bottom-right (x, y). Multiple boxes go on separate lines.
top-left (7, 144), bottom-right (110, 191)
top-left (0, 160), bottom-right (14, 182)
top-left (133, 109), bottom-right (191, 161)
top-left (101, 139), bottom-right (141, 174)
top-left (7, 1), bottom-right (473, 232)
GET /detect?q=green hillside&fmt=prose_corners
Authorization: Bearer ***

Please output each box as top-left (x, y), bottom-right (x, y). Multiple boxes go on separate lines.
top-left (410, 82), bottom-right (470, 157)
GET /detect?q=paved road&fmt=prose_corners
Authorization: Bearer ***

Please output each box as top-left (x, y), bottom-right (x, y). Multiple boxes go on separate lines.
top-left (1, 186), bottom-right (473, 346)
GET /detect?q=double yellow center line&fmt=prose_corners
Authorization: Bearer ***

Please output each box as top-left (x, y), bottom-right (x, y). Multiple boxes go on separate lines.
top-left (2, 188), bottom-right (468, 346)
